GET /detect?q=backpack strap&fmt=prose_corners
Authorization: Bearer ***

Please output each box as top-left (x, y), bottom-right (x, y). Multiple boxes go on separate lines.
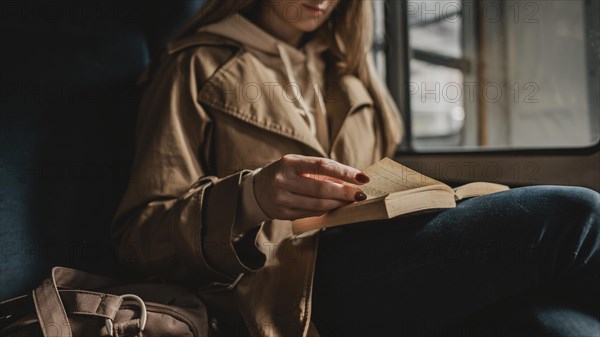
top-left (1, 267), bottom-right (128, 336)
top-left (32, 278), bottom-right (72, 337)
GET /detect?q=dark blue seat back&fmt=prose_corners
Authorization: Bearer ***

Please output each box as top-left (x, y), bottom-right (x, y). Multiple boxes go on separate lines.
top-left (0, 0), bottom-right (204, 300)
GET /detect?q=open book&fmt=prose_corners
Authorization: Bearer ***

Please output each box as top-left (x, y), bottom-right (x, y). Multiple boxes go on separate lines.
top-left (291, 157), bottom-right (509, 235)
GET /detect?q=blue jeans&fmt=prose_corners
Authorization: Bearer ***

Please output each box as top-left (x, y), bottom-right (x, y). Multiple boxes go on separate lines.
top-left (311, 186), bottom-right (600, 337)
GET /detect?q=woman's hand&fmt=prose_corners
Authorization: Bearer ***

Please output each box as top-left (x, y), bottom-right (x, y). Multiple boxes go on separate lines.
top-left (253, 154), bottom-right (370, 220)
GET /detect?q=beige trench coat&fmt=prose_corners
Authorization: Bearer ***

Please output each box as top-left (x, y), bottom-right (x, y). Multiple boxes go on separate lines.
top-left (112, 32), bottom-right (404, 337)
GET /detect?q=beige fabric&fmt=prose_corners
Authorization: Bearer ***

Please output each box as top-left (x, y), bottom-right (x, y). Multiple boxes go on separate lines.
top-left (198, 15), bottom-right (330, 151)
top-left (111, 21), bottom-right (404, 337)
top-left (199, 14), bottom-right (331, 240)
top-left (235, 167), bottom-right (269, 238)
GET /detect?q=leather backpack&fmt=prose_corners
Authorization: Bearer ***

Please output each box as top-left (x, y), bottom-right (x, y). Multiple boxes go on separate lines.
top-left (0, 267), bottom-right (212, 337)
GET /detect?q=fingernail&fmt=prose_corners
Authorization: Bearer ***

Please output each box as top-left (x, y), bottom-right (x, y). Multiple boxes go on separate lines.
top-left (356, 173), bottom-right (370, 184)
top-left (354, 191), bottom-right (367, 201)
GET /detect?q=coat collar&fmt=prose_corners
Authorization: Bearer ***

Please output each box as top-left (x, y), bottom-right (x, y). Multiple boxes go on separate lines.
top-left (198, 51), bottom-right (374, 158)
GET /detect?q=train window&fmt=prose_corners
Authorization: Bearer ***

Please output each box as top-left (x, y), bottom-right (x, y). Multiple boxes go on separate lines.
top-left (385, 0), bottom-right (600, 151)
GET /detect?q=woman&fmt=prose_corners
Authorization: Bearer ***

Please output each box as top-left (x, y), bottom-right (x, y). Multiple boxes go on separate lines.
top-left (112, 1), bottom-right (600, 336)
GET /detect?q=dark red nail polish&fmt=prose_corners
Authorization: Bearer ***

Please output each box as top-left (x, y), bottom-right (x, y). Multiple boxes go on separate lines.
top-left (354, 191), bottom-right (367, 201)
top-left (356, 173), bottom-right (370, 184)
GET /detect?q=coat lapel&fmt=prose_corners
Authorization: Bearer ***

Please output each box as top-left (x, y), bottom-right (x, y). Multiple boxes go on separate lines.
top-left (325, 70), bottom-right (374, 147)
top-left (199, 53), bottom-right (329, 157)
top-left (198, 50), bottom-right (375, 159)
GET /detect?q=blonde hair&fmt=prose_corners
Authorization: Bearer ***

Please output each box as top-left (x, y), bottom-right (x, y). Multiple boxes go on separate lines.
top-left (174, 0), bottom-right (403, 154)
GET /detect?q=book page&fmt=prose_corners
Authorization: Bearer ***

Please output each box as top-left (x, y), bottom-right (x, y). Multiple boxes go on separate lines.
top-left (453, 182), bottom-right (509, 200)
top-left (354, 158), bottom-right (444, 199)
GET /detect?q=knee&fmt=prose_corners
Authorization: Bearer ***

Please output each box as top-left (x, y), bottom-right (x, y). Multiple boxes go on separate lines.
top-left (513, 186), bottom-right (599, 230)
top-left (552, 186), bottom-right (600, 216)
top-left (524, 185), bottom-right (599, 214)
top-left (528, 186), bottom-right (600, 262)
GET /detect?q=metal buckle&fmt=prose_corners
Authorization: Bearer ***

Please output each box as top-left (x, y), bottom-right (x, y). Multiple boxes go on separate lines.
top-left (105, 294), bottom-right (148, 336)
top-left (206, 272), bottom-right (245, 292)
top-left (226, 273), bottom-right (245, 290)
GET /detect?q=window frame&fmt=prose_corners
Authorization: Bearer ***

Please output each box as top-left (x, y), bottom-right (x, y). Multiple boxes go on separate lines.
top-left (384, 0), bottom-right (600, 156)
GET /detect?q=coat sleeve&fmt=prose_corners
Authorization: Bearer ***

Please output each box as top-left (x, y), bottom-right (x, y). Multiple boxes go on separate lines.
top-left (111, 50), bottom-right (266, 285)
